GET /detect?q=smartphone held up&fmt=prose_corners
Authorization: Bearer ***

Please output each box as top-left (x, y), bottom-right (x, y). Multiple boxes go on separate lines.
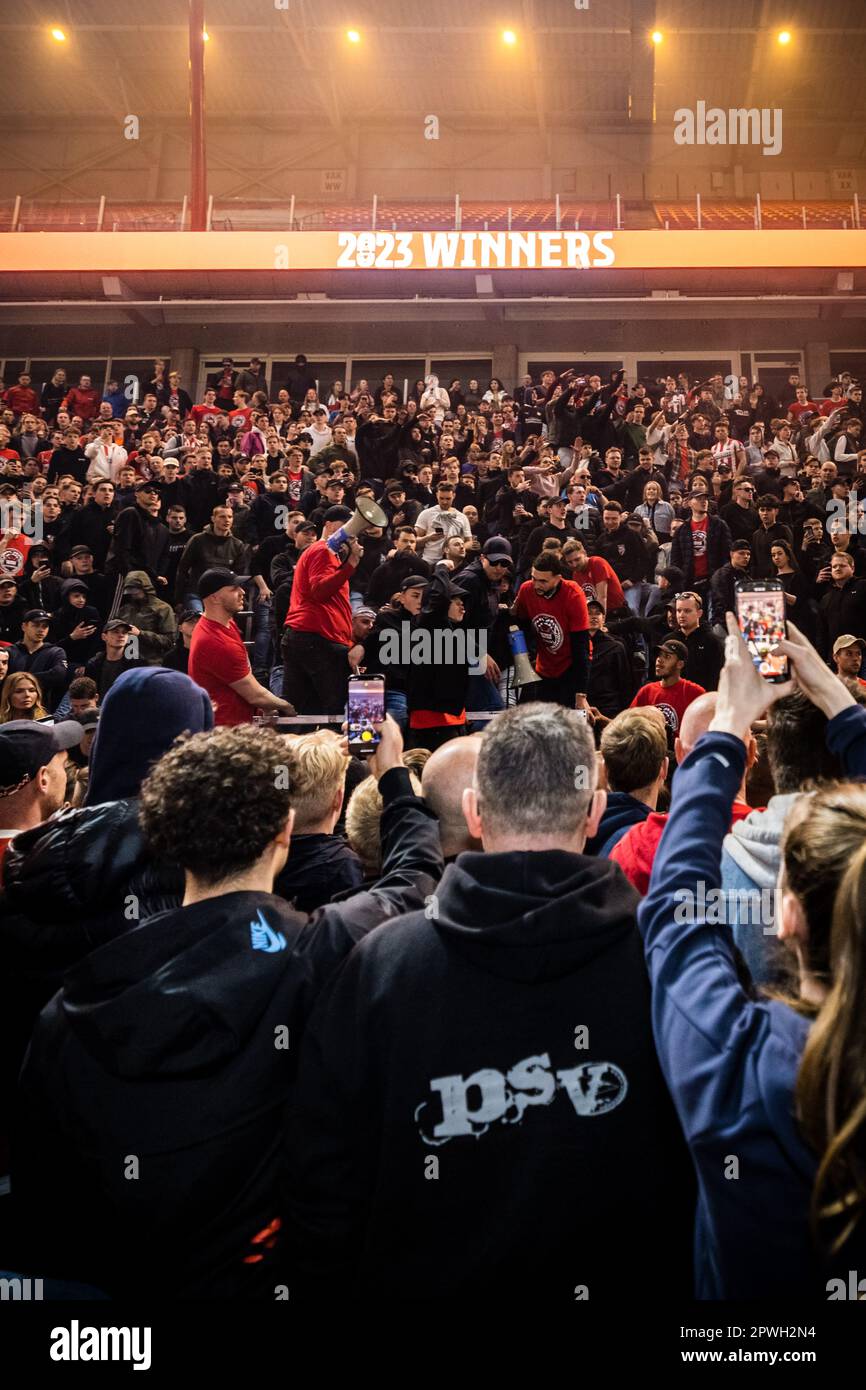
top-left (347, 676), bottom-right (385, 757)
top-left (735, 579), bottom-right (789, 683)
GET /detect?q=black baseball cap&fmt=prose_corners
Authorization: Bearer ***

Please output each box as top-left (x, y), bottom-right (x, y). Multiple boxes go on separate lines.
top-left (135, 480), bottom-right (158, 494)
top-left (400, 574), bottom-right (428, 592)
top-left (103, 619), bottom-right (133, 632)
top-left (482, 537), bottom-right (513, 561)
top-left (658, 639), bottom-right (688, 662)
top-left (0, 719), bottom-right (84, 796)
top-left (69, 545), bottom-right (93, 558)
top-left (198, 568), bottom-right (249, 600)
top-left (586, 599), bottom-right (605, 613)
top-left (295, 520), bottom-right (317, 534)
top-left (22, 608), bottom-right (51, 623)
top-left (176, 608), bottom-right (202, 625)
top-left (324, 505), bottom-right (353, 523)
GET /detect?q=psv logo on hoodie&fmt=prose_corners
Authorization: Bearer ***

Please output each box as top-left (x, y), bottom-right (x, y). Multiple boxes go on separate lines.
top-left (415, 1052), bottom-right (628, 1145)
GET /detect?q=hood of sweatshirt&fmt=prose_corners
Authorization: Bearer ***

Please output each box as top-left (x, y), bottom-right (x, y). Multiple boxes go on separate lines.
top-left (59, 892), bottom-right (308, 1077)
top-left (86, 666), bottom-right (214, 804)
top-left (721, 792), bottom-right (806, 889)
top-left (429, 849), bottom-right (639, 983)
top-left (122, 568), bottom-right (156, 596)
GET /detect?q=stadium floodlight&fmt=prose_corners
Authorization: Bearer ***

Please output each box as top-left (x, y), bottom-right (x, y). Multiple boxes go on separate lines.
top-left (502, 30), bottom-right (518, 46)
top-left (347, 29), bottom-right (362, 44)
top-left (651, 30), bottom-right (663, 45)
top-left (777, 30), bottom-right (791, 45)
top-left (50, 27), bottom-right (67, 42)
top-left (202, 29), bottom-right (210, 42)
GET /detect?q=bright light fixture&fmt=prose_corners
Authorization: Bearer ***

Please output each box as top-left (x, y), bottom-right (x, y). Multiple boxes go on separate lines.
top-left (347, 29), bottom-right (361, 44)
top-left (502, 30), bottom-right (517, 46)
top-left (778, 30), bottom-right (791, 45)
top-left (50, 27), bottom-right (66, 42)
top-left (651, 30), bottom-right (663, 45)
top-left (202, 29), bottom-right (210, 41)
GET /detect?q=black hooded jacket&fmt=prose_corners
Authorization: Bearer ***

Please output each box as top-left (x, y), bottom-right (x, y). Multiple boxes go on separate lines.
top-left (285, 848), bottom-right (694, 1299)
top-left (9, 768), bottom-right (443, 1298)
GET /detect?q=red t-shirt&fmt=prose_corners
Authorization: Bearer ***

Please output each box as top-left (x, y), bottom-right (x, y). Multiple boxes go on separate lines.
top-left (286, 540), bottom-right (354, 647)
top-left (513, 577), bottom-right (589, 678)
top-left (189, 615), bottom-right (253, 726)
top-left (229, 407), bottom-right (253, 431)
top-left (630, 677), bottom-right (706, 736)
top-left (574, 556), bottom-right (625, 611)
top-left (690, 515), bottom-right (709, 580)
top-left (0, 533), bottom-right (33, 579)
top-left (191, 404), bottom-right (222, 429)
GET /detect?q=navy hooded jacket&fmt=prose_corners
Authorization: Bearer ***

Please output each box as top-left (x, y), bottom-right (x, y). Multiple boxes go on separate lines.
top-left (638, 702), bottom-right (866, 1298)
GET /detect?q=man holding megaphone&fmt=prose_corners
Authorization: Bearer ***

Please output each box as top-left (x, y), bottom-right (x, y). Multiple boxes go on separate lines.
top-left (282, 499), bottom-right (388, 715)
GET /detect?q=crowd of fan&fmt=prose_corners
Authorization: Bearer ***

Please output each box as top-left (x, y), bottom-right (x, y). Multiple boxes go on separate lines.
top-left (2, 353), bottom-right (866, 1301)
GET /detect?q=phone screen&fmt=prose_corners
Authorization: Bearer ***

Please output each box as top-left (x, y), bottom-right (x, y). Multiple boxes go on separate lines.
top-left (735, 583), bottom-right (789, 682)
top-left (347, 677), bottom-right (385, 756)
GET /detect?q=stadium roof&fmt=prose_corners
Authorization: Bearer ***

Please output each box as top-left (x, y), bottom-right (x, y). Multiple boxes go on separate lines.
top-left (2, 0), bottom-right (865, 142)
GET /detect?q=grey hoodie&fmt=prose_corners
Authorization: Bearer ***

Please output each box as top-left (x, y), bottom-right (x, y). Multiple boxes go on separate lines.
top-left (720, 791), bottom-right (809, 985)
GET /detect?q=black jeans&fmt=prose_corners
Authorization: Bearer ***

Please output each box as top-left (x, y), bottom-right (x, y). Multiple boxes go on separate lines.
top-left (521, 674), bottom-right (576, 708)
top-left (282, 629), bottom-right (349, 715)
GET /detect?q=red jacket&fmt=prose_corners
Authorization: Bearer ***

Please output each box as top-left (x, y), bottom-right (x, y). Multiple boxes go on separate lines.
top-left (610, 802), bottom-right (754, 897)
top-left (286, 540), bottom-right (354, 647)
top-left (2, 385), bottom-right (39, 416)
top-left (62, 386), bottom-right (101, 421)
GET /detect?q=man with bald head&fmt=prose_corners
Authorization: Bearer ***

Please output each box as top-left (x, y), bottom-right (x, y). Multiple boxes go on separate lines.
top-left (609, 691), bottom-right (757, 895)
top-left (420, 734), bottom-right (483, 861)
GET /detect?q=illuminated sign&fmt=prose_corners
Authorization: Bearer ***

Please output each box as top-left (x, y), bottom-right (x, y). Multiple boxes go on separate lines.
top-left (1, 228), bottom-right (865, 273)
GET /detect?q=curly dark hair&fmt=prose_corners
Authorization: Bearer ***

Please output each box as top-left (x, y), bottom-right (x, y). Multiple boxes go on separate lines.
top-left (139, 727), bottom-right (296, 884)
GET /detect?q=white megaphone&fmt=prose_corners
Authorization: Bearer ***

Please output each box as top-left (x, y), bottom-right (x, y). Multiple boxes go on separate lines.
top-left (326, 495), bottom-right (389, 553)
top-left (508, 624), bottom-right (542, 686)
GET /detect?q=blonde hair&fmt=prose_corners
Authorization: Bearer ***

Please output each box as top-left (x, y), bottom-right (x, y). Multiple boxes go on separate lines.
top-left (792, 784), bottom-right (866, 1256)
top-left (600, 707), bottom-right (667, 793)
top-left (284, 729), bottom-right (349, 831)
top-left (0, 672), bottom-right (48, 723)
top-left (346, 770), bottom-right (422, 875)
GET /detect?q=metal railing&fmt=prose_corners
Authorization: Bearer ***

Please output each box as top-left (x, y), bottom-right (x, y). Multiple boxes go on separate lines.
top-left (1, 194), bottom-right (862, 233)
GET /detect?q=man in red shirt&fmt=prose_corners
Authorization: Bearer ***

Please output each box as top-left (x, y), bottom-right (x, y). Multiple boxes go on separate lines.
top-left (283, 506), bottom-right (364, 714)
top-left (61, 375), bottom-right (101, 423)
top-left (630, 639), bottom-right (705, 742)
top-left (191, 388), bottom-right (222, 431)
top-left (189, 568), bottom-right (293, 726)
top-left (2, 373), bottom-right (39, 420)
top-left (511, 551), bottom-right (591, 711)
top-left (610, 690), bottom-right (756, 895)
top-left (564, 539), bottom-right (625, 611)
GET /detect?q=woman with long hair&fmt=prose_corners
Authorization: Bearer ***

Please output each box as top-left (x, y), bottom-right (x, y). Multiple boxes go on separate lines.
top-left (634, 479), bottom-right (675, 544)
top-left (639, 620), bottom-right (866, 1296)
top-left (0, 671), bottom-right (48, 722)
top-left (771, 539), bottom-right (819, 644)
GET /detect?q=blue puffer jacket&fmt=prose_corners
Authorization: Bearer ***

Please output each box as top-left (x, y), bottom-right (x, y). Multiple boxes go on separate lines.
top-left (637, 703), bottom-right (866, 1298)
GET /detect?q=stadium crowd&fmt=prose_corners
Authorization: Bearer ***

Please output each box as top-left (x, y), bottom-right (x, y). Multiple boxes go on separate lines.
top-left (2, 353), bottom-right (866, 1300)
